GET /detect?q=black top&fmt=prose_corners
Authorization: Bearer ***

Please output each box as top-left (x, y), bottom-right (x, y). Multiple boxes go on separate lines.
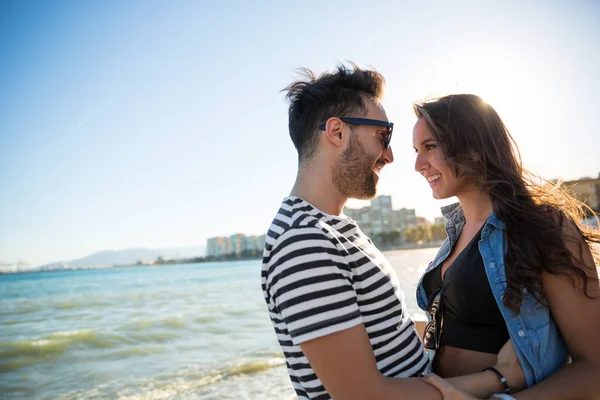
top-left (422, 227), bottom-right (509, 354)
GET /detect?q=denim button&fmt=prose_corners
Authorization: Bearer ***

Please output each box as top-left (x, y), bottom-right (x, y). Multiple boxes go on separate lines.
top-left (518, 330), bottom-right (525, 337)
top-left (490, 263), bottom-right (496, 268)
top-left (501, 295), bottom-right (504, 300)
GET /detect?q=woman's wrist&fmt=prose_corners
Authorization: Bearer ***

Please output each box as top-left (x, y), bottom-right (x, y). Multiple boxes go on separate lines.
top-left (481, 369), bottom-right (507, 396)
top-left (482, 367), bottom-right (511, 394)
top-left (489, 394), bottom-right (517, 400)
top-left (493, 362), bottom-right (525, 392)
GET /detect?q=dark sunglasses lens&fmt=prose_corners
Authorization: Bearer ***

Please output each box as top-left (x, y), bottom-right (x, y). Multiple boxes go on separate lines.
top-left (382, 128), bottom-right (392, 149)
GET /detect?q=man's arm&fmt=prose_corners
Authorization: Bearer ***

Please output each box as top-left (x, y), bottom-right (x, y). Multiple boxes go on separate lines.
top-left (301, 323), bottom-right (525, 400)
top-left (300, 324), bottom-right (443, 400)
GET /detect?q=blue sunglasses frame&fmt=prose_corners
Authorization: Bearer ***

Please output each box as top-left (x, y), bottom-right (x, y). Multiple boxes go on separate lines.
top-left (319, 117), bottom-right (394, 149)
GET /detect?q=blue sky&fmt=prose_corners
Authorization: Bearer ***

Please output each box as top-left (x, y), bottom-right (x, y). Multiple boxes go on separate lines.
top-left (1, 0), bottom-right (599, 266)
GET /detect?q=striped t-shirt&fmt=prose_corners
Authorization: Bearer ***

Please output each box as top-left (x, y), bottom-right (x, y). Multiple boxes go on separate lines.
top-left (261, 197), bottom-right (430, 399)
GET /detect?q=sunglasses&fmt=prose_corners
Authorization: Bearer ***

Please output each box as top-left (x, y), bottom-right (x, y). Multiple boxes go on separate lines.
top-left (319, 117), bottom-right (394, 149)
top-left (423, 287), bottom-right (443, 351)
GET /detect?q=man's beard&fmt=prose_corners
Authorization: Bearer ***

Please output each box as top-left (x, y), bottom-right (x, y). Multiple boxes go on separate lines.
top-left (332, 134), bottom-right (379, 200)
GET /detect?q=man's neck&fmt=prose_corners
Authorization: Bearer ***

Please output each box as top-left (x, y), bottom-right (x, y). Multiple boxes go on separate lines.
top-left (290, 166), bottom-right (347, 216)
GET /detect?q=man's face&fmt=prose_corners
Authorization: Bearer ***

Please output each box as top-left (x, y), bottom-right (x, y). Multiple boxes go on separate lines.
top-left (332, 100), bottom-right (394, 200)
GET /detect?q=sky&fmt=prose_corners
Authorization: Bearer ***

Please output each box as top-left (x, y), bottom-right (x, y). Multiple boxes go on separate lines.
top-left (1, 0), bottom-right (599, 266)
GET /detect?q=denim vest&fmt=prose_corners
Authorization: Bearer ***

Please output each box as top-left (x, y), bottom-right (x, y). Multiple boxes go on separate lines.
top-left (415, 203), bottom-right (569, 387)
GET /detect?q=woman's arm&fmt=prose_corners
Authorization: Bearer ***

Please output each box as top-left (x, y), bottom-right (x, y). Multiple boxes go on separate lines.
top-left (512, 226), bottom-right (600, 399)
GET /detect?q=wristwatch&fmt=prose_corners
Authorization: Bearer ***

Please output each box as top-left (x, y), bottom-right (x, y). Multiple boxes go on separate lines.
top-left (490, 394), bottom-right (517, 400)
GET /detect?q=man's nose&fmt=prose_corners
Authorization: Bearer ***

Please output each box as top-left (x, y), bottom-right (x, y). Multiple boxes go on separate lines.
top-left (383, 146), bottom-right (394, 164)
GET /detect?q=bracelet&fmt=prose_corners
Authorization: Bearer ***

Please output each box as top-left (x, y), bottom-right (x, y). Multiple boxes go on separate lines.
top-left (490, 394), bottom-right (517, 400)
top-left (482, 367), bottom-right (511, 394)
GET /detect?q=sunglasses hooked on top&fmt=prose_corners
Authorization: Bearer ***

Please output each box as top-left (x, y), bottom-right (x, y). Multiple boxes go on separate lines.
top-left (319, 117), bottom-right (394, 149)
top-left (423, 287), bottom-right (444, 351)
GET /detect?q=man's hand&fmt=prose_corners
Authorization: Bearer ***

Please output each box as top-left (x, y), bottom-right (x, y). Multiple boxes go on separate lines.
top-left (420, 374), bottom-right (479, 399)
top-left (495, 339), bottom-right (526, 392)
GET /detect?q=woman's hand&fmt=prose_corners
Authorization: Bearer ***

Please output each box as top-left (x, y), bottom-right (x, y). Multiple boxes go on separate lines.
top-left (495, 339), bottom-right (526, 392)
top-left (420, 374), bottom-right (480, 399)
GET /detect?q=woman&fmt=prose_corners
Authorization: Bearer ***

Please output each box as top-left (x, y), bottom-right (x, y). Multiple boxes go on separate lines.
top-left (412, 94), bottom-right (600, 399)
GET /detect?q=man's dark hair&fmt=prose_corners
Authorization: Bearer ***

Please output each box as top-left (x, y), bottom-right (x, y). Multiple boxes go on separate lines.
top-left (282, 63), bottom-right (385, 165)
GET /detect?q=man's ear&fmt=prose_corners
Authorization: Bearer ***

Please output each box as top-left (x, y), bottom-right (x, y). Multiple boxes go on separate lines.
top-left (323, 118), bottom-right (345, 148)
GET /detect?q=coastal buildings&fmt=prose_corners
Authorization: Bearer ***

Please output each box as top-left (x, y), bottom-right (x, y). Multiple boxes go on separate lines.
top-left (562, 174), bottom-right (600, 212)
top-left (206, 196), bottom-right (421, 257)
top-left (344, 195), bottom-right (418, 237)
top-left (206, 234), bottom-right (266, 258)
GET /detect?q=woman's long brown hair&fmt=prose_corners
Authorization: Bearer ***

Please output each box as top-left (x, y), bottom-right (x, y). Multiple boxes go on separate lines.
top-left (414, 94), bottom-right (600, 314)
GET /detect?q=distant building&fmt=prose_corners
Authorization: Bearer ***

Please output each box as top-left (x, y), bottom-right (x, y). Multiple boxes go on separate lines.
top-left (393, 208), bottom-right (418, 231)
top-left (206, 237), bottom-right (229, 257)
top-left (344, 195), bottom-right (417, 237)
top-left (415, 216), bottom-right (432, 227)
top-left (243, 234), bottom-right (266, 252)
top-left (206, 233), bottom-right (267, 258)
top-left (230, 233), bottom-right (244, 255)
top-left (562, 174), bottom-right (600, 212)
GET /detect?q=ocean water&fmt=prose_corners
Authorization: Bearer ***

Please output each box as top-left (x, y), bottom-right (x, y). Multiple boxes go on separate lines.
top-left (0, 248), bottom-right (438, 399)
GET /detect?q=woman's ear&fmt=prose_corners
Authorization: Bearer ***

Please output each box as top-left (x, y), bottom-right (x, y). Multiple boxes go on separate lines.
top-left (470, 151), bottom-right (482, 161)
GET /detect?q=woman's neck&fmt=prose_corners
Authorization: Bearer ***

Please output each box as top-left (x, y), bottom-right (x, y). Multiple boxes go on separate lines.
top-left (457, 190), bottom-right (493, 224)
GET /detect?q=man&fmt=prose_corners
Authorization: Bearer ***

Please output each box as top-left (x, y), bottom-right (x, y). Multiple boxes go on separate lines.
top-left (261, 64), bottom-right (522, 400)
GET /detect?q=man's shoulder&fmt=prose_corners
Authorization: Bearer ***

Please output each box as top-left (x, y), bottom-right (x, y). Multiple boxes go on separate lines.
top-left (266, 198), bottom-right (332, 241)
top-left (262, 204), bottom-right (345, 271)
top-left (265, 215), bottom-right (333, 251)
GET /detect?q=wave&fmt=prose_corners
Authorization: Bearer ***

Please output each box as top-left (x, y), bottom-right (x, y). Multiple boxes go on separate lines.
top-left (194, 315), bottom-right (221, 324)
top-left (1, 303), bottom-right (44, 316)
top-left (225, 357), bottom-right (285, 375)
top-left (1, 316), bottom-right (201, 373)
top-left (123, 317), bottom-right (187, 331)
top-left (56, 356), bottom-right (287, 400)
top-left (120, 357), bottom-right (287, 399)
top-left (0, 329), bottom-right (124, 372)
top-left (2, 319), bottom-right (24, 326)
top-left (1, 330), bottom-right (95, 357)
top-left (125, 331), bottom-right (180, 343)
top-left (96, 345), bottom-right (169, 359)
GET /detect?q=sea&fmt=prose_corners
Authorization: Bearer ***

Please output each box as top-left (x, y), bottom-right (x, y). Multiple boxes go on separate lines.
top-left (0, 247), bottom-right (438, 400)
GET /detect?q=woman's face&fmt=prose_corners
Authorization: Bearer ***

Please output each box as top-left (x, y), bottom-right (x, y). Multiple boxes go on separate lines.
top-left (412, 117), bottom-right (477, 200)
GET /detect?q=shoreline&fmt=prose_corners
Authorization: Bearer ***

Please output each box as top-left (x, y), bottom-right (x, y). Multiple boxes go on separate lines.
top-left (0, 243), bottom-right (444, 276)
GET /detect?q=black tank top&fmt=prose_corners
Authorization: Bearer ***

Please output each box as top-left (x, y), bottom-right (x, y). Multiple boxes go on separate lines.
top-left (422, 227), bottom-right (509, 354)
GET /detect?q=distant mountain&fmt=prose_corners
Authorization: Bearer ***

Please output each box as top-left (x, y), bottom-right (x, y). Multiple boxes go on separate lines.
top-left (37, 245), bottom-right (206, 269)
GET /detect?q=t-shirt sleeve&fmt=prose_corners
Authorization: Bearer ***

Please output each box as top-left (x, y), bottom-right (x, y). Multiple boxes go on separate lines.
top-left (265, 225), bottom-right (363, 345)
